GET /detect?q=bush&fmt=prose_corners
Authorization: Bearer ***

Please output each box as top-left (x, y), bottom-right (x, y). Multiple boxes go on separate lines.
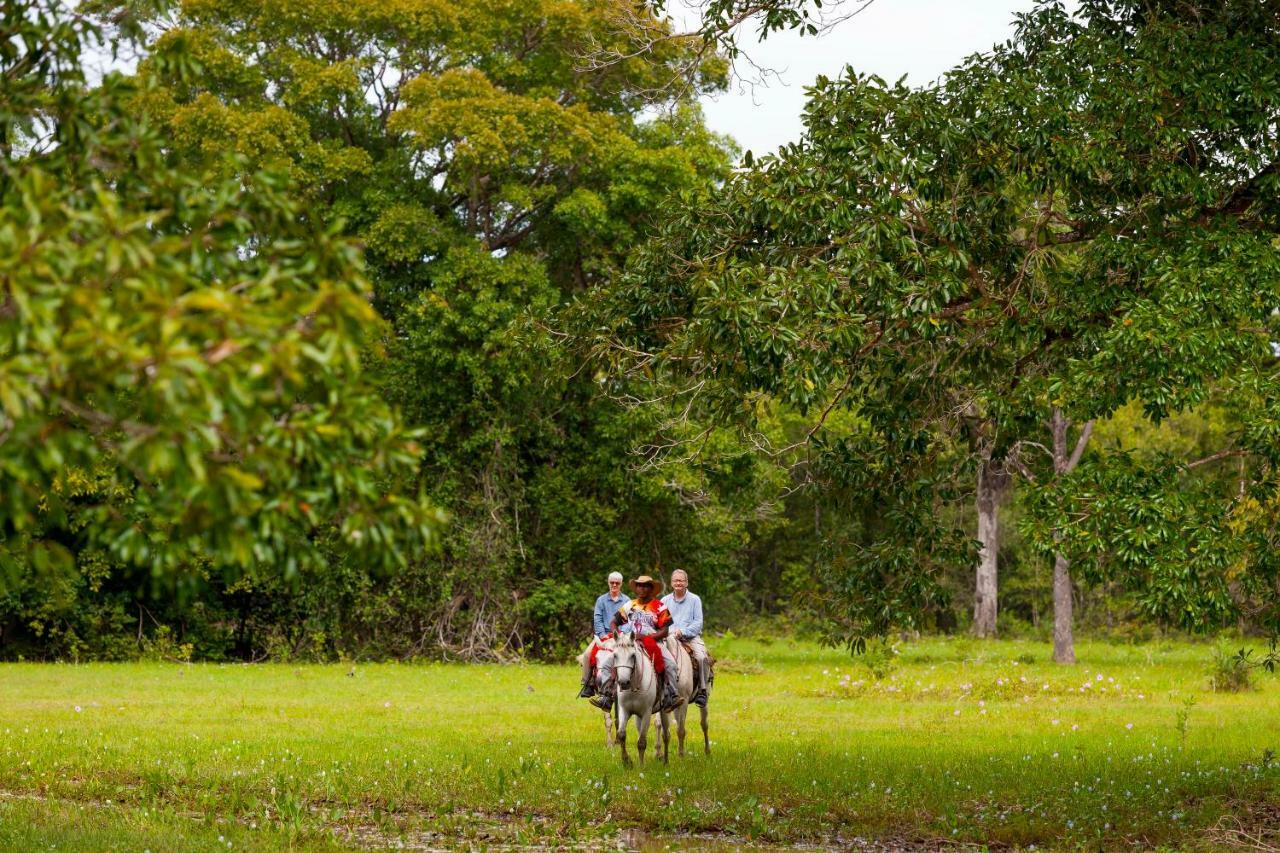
top-left (860, 639), bottom-right (900, 681)
top-left (1208, 647), bottom-right (1255, 693)
top-left (140, 626), bottom-right (194, 663)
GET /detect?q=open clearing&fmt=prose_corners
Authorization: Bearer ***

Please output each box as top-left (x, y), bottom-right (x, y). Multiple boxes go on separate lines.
top-left (1, 637), bottom-right (1278, 850)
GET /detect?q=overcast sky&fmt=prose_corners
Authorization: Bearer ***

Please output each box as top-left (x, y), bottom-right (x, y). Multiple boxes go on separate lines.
top-left (694, 0), bottom-right (1042, 158)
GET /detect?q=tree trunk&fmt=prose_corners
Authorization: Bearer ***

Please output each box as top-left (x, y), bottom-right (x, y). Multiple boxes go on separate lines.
top-left (973, 455), bottom-right (1003, 638)
top-left (1052, 552), bottom-right (1075, 664)
top-left (1050, 407), bottom-right (1093, 665)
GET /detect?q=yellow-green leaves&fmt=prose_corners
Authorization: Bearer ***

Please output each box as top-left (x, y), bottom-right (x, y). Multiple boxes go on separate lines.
top-left (1, 3), bottom-right (444, 586)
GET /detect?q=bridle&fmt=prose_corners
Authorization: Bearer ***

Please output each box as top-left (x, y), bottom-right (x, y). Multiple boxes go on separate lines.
top-left (613, 637), bottom-right (653, 695)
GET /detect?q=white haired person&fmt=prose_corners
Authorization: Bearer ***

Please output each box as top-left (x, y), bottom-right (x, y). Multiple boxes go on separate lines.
top-left (661, 569), bottom-right (709, 707)
top-left (577, 571), bottom-right (629, 701)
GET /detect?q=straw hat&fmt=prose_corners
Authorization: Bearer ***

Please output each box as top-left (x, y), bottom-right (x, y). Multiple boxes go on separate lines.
top-left (629, 574), bottom-right (664, 595)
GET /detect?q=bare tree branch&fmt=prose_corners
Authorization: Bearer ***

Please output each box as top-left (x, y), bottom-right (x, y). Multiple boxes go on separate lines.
top-left (1185, 447), bottom-right (1249, 470)
top-left (1065, 419), bottom-right (1094, 473)
top-left (575, 0), bottom-right (881, 104)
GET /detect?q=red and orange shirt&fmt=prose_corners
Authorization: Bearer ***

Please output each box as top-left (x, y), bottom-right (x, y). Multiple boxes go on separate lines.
top-left (618, 598), bottom-right (671, 637)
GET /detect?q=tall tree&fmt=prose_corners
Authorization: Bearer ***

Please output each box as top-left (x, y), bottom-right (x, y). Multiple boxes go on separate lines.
top-left (1007, 409), bottom-right (1094, 661)
top-left (1048, 409), bottom-right (1092, 663)
top-left (594, 0), bottom-right (1280, 644)
top-left (82, 0), bottom-right (782, 659)
top-left (959, 407), bottom-right (1009, 638)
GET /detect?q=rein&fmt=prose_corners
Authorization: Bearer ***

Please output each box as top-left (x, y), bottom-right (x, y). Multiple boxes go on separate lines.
top-left (615, 641), bottom-right (655, 695)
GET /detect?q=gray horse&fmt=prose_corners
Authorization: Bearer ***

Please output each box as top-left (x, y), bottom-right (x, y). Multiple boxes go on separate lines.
top-left (658, 639), bottom-right (711, 758)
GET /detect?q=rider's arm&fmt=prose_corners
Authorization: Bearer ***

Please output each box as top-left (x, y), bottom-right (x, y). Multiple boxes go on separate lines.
top-left (593, 596), bottom-right (607, 638)
top-left (685, 595), bottom-right (703, 639)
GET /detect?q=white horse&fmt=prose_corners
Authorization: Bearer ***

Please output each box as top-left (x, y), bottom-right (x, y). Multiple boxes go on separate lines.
top-left (611, 631), bottom-right (661, 766)
top-left (658, 639), bottom-right (711, 758)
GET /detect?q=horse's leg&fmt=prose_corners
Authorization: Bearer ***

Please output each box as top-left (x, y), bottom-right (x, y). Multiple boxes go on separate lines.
top-left (700, 702), bottom-right (710, 755)
top-left (603, 708), bottom-right (613, 748)
top-left (675, 703), bottom-right (687, 758)
top-left (637, 711), bottom-right (649, 765)
top-left (660, 710), bottom-right (671, 764)
top-left (618, 704), bottom-right (631, 767)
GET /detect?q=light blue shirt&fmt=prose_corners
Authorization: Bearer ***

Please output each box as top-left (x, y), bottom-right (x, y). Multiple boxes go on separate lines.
top-left (660, 591), bottom-right (703, 639)
top-left (593, 592), bottom-right (628, 637)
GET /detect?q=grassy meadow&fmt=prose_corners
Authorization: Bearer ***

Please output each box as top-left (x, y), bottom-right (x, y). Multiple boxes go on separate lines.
top-left (1, 636), bottom-right (1278, 850)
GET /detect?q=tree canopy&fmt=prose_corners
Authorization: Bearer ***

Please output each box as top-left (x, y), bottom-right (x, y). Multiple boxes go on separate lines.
top-left (5, 0), bottom-right (1279, 662)
top-left (0, 0), bottom-right (798, 660)
top-left (1, 1), bottom-right (444, 591)
top-left (595, 0), bottom-right (1280, 639)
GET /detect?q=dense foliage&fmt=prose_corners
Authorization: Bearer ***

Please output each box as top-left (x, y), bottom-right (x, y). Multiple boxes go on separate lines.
top-left (1, 0), bottom-right (798, 661)
top-left (4, 0), bottom-right (1278, 661)
top-left (595, 0), bottom-right (1280, 643)
top-left (0, 1), bottom-right (446, 657)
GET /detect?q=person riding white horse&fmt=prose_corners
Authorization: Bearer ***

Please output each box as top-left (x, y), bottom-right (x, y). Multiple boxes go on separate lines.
top-left (660, 568), bottom-right (710, 708)
top-left (609, 574), bottom-right (680, 712)
top-left (577, 571), bottom-right (629, 706)
top-left (612, 622), bottom-right (703, 764)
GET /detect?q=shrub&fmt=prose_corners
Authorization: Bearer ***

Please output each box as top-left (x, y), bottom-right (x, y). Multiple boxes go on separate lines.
top-left (140, 626), bottom-right (194, 663)
top-left (1208, 647), bottom-right (1255, 693)
top-left (860, 639), bottom-right (900, 681)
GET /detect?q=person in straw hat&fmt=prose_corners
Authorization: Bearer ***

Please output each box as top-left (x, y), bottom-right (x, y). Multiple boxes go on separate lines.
top-left (607, 573), bottom-right (680, 712)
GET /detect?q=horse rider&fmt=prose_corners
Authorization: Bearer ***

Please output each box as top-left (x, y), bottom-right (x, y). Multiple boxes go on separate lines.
top-left (578, 571), bottom-right (629, 703)
top-left (609, 574), bottom-right (681, 712)
top-left (661, 568), bottom-right (709, 708)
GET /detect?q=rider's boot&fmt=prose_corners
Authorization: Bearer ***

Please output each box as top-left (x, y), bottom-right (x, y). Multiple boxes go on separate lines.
top-left (577, 673), bottom-right (595, 699)
top-left (589, 691), bottom-right (614, 712)
top-left (660, 667), bottom-right (680, 711)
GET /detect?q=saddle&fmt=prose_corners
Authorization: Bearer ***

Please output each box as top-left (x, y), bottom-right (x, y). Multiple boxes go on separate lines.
top-left (680, 641), bottom-right (698, 682)
top-left (677, 640), bottom-right (714, 684)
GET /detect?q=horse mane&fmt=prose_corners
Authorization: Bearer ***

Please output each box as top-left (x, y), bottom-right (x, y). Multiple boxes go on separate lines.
top-left (577, 635), bottom-right (618, 666)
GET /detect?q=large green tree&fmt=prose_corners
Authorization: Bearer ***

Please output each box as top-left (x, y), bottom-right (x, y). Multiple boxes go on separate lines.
top-left (1, 2), bottom-right (442, 600)
top-left (53, 0), bottom-right (788, 660)
top-left (596, 0), bottom-right (1280, 651)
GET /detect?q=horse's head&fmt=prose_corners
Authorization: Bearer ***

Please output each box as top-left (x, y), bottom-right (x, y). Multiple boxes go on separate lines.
top-left (613, 632), bottom-right (637, 689)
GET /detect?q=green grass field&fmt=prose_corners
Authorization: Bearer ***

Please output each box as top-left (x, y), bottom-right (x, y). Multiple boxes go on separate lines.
top-left (1, 636), bottom-right (1277, 850)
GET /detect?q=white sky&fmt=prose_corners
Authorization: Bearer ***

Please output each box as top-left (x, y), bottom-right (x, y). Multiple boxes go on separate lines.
top-left (695, 0), bottom-right (1042, 158)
